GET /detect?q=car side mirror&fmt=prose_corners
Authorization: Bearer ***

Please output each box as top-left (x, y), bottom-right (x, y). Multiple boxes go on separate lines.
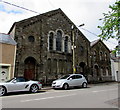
top-left (12, 80), bottom-right (17, 83)
top-left (69, 78), bottom-right (72, 80)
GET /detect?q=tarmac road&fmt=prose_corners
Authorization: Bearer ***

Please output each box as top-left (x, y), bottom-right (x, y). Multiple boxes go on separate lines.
top-left (1, 83), bottom-right (119, 108)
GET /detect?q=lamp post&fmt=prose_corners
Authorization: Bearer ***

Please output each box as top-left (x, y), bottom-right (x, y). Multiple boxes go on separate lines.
top-left (71, 25), bottom-right (76, 74)
top-left (71, 24), bottom-right (85, 74)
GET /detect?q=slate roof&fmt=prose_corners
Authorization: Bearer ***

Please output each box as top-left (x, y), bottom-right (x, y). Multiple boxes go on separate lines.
top-left (0, 33), bottom-right (16, 45)
top-left (90, 39), bottom-right (110, 52)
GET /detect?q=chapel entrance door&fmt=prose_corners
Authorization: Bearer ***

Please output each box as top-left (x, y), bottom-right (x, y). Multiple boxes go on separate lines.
top-left (24, 57), bottom-right (36, 80)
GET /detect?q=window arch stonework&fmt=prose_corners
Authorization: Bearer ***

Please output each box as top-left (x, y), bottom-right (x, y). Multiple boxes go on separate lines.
top-left (48, 31), bottom-right (56, 51)
top-left (93, 50), bottom-right (97, 62)
top-left (100, 51), bottom-right (102, 60)
top-left (105, 53), bottom-right (107, 61)
top-left (49, 32), bottom-right (54, 51)
top-left (48, 30), bottom-right (72, 53)
top-left (56, 30), bottom-right (62, 51)
top-left (64, 36), bottom-right (68, 53)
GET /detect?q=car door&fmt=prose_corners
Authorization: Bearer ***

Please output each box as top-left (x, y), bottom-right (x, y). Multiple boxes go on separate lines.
top-left (7, 78), bottom-right (27, 92)
top-left (75, 75), bottom-right (83, 86)
top-left (67, 75), bottom-right (76, 87)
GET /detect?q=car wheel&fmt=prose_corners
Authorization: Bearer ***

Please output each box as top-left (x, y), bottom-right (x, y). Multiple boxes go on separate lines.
top-left (63, 83), bottom-right (69, 90)
top-left (82, 82), bottom-right (87, 88)
top-left (0, 86), bottom-right (7, 96)
top-left (30, 84), bottom-right (39, 93)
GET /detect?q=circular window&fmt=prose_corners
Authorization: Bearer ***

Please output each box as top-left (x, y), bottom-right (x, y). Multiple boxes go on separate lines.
top-left (28, 36), bottom-right (35, 42)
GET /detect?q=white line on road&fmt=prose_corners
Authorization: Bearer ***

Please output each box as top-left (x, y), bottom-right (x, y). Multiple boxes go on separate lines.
top-left (0, 89), bottom-right (86, 99)
top-left (21, 93), bottom-right (76, 102)
top-left (92, 88), bottom-right (118, 93)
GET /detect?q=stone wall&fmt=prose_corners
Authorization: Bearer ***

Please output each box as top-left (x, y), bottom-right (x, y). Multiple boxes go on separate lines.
top-left (12, 9), bottom-right (90, 84)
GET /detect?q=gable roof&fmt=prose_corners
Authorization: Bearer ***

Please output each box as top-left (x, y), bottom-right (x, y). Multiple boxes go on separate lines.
top-left (90, 39), bottom-right (100, 47)
top-left (0, 33), bottom-right (17, 45)
top-left (8, 8), bottom-right (90, 43)
top-left (9, 8), bottom-right (64, 32)
top-left (90, 39), bottom-right (110, 52)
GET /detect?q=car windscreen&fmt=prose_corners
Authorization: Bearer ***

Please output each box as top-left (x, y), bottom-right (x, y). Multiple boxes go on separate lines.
top-left (6, 78), bottom-right (15, 82)
top-left (60, 75), bottom-right (70, 79)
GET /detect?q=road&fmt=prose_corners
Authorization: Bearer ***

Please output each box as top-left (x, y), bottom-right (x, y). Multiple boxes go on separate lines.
top-left (0, 83), bottom-right (119, 108)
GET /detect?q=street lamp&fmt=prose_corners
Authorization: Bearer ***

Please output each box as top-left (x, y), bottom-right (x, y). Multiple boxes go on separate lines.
top-left (71, 24), bottom-right (85, 74)
top-left (71, 25), bottom-right (76, 74)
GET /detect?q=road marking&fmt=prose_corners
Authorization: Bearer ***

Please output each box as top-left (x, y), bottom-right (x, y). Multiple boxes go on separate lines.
top-left (21, 93), bottom-right (76, 102)
top-left (0, 89), bottom-right (86, 99)
top-left (92, 88), bottom-right (118, 93)
top-left (0, 90), bottom-right (60, 99)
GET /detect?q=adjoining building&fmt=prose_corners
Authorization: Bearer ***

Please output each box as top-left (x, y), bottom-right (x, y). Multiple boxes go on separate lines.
top-left (0, 33), bottom-right (16, 82)
top-left (111, 45), bottom-right (120, 82)
top-left (89, 39), bottom-right (112, 82)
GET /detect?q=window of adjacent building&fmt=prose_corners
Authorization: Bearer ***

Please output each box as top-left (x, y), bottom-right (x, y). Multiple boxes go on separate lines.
top-left (93, 51), bottom-right (97, 61)
top-left (49, 32), bottom-right (54, 50)
top-left (64, 36), bottom-right (68, 53)
top-left (105, 53), bottom-right (107, 61)
top-left (28, 36), bottom-right (35, 42)
top-left (56, 30), bottom-right (62, 51)
top-left (106, 68), bottom-right (109, 76)
top-left (100, 52), bottom-right (102, 60)
top-left (101, 68), bottom-right (105, 76)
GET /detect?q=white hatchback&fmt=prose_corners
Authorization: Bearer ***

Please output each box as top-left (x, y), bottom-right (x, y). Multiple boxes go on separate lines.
top-left (0, 77), bottom-right (42, 96)
top-left (52, 74), bottom-right (87, 89)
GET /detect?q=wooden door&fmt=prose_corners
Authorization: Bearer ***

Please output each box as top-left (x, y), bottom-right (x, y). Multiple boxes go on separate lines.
top-left (24, 57), bottom-right (36, 80)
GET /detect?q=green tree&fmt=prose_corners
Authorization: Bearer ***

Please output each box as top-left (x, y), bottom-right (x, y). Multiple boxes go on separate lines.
top-left (98, 1), bottom-right (120, 40)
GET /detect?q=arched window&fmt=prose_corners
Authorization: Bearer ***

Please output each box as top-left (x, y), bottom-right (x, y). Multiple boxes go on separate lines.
top-left (93, 51), bottom-right (97, 61)
top-left (49, 32), bottom-right (54, 50)
top-left (106, 68), bottom-right (109, 76)
top-left (64, 36), bottom-right (68, 53)
top-left (105, 53), bottom-right (107, 61)
top-left (100, 52), bottom-right (102, 60)
top-left (28, 36), bottom-right (35, 42)
top-left (56, 30), bottom-right (62, 51)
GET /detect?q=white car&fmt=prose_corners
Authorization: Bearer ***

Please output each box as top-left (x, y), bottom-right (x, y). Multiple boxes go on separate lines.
top-left (0, 77), bottom-right (42, 96)
top-left (52, 74), bottom-right (87, 89)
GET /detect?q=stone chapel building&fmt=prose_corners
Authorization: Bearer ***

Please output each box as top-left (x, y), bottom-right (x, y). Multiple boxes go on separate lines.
top-left (90, 39), bottom-right (112, 82)
top-left (8, 9), bottom-right (91, 84)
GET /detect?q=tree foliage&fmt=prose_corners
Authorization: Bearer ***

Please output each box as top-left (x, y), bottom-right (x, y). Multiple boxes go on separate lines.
top-left (98, 1), bottom-right (120, 40)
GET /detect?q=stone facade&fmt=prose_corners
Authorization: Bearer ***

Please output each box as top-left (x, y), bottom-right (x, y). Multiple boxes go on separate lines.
top-left (89, 39), bottom-right (112, 82)
top-left (9, 9), bottom-right (90, 84)
top-left (9, 9), bottom-right (109, 83)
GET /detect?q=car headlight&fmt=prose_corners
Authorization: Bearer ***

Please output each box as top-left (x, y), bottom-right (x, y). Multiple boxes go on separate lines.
top-left (52, 82), bottom-right (56, 84)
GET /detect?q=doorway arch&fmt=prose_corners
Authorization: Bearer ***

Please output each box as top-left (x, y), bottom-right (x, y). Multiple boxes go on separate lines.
top-left (79, 62), bottom-right (86, 74)
top-left (24, 57), bottom-right (36, 80)
top-left (94, 65), bottom-right (99, 77)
